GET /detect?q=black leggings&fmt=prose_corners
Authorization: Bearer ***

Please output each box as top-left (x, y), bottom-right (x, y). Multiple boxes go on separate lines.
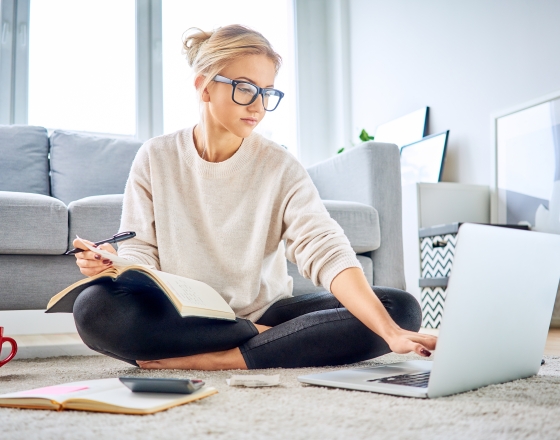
top-left (73, 281), bottom-right (422, 369)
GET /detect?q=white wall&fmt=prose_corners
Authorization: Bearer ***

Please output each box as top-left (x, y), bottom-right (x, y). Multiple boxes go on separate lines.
top-left (349, 0), bottom-right (560, 185)
top-left (295, 0), bottom-right (353, 167)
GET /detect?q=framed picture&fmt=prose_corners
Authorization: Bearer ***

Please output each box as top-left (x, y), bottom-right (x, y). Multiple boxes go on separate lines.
top-left (492, 90), bottom-right (560, 233)
top-left (400, 131), bottom-right (449, 186)
top-left (374, 107), bottom-right (429, 149)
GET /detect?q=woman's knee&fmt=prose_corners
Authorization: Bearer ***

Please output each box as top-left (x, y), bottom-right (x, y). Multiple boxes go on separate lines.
top-left (73, 283), bottom-right (150, 363)
top-left (74, 284), bottom-right (107, 326)
top-left (73, 282), bottom-right (142, 348)
top-left (372, 286), bottom-right (422, 332)
top-left (73, 283), bottom-right (118, 341)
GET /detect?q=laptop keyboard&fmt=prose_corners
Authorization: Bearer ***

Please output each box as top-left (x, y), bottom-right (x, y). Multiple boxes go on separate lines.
top-left (367, 371), bottom-right (431, 388)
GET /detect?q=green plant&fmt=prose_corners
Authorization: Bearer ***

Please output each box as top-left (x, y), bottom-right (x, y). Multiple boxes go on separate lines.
top-left (359, 129), bottom-right (374, 142)
top-left (337, 129), bottom-right (374, 154)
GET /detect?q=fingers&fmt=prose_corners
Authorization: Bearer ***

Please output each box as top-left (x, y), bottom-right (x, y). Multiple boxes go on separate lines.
top-left (72, 239), bottom-right (117, 262)
top-left (79, 267), bottom-right (106, 277)
top-left (72, 237), bottom-right (95, 250)
top-left (74, 249), bottom-right (113, 277)
top-left (413, 343), bottom-right (432, 357)
top-left (71, 237), bottom-right (113, 277)
top-left (410, 334), bottom-right (437, 350)
top-left (99, 243), bottom-right (118, 255)
top-left (402, 330), bottom-right (438, 350)
top-left (76, 258), bottom-right (113, 268)
top-left (74, 250), bottom-right (96, 260)
top-left (388, 330), bottom-right (437, 358)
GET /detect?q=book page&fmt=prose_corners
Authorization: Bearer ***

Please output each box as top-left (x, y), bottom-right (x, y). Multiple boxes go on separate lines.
top-left (66, 383), bottom-right (217, 413)
top-left (0, 378), bottom-right (120, 403)
top-left (153, 270), bottom-right (234, 314)
top-left (75, 236), bottom-right (156, 270)
top-left (18, 386), bottom-right (89, 396)
top-left (0, 378), bottom-right (218, 414)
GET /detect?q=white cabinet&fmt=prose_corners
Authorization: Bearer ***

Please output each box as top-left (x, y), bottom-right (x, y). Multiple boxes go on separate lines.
top-left (402, 182), bottom-right (490, 299)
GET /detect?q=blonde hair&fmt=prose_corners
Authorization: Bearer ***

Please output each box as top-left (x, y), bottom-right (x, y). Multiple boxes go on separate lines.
top-left (182, 24), bottom-right (282, 98)
top-left (182, 25), bottom-right (282, 153)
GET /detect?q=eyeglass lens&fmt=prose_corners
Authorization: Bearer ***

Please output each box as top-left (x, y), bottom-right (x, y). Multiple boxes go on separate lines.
top-left (233, 82), bottom-right (281, 111)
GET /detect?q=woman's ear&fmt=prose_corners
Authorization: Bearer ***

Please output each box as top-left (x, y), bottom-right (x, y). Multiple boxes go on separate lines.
top-left (194, 75), bottom-right (211, 103)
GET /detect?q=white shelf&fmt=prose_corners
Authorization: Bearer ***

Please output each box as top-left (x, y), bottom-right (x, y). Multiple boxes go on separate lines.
top-left (402, 182), bottom-right (490, 299)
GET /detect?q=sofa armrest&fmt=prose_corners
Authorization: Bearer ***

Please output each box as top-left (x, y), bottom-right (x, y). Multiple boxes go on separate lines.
top-left (305, 142), bottom-right (405, 289)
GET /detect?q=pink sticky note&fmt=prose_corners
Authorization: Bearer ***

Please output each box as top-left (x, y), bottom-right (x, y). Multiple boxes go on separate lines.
top-left (18, 386), bottom-right (89, 396)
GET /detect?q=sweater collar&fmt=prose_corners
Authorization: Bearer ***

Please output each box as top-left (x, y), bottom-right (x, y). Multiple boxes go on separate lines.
top-left (180, 126), bottom-right (257, 179)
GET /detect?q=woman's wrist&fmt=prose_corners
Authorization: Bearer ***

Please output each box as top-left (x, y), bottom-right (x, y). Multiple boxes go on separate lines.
top-left (379, 323), bottom-right (404, 344)
top-left (330, 268), bottom-right (405, 341)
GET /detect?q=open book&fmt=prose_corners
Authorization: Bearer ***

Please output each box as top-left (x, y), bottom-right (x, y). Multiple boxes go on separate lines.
top-left (0, 378), bottom-right (217, 415)
top-left (46, 237), bottom-right (235, 321)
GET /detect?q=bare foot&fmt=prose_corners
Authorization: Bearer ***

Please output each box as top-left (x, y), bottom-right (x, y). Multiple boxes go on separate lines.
top-left (137, 347), bottom-right (247, 371)
top-left (136, 325), bottom-right (272, 370)
top-left (254, 324), bottom-right (271, 333)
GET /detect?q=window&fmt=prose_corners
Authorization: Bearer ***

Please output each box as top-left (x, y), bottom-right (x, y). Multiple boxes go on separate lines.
top-left (161, 0), bottom-right (298, 156)
top-left (4, 0), bottom-right (298, 152)
top-left (27, 0), bottom-right (136, 135)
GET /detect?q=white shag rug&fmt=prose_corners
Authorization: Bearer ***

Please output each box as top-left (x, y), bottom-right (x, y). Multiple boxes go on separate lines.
top-left (1, 353), bottom-right (560, 440)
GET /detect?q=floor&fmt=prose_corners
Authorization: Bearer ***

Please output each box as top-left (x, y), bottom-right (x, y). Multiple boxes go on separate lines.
top-left (3, 351), bottom-right (560, 439)
top-left (3, 328), bottom-right (560, 360)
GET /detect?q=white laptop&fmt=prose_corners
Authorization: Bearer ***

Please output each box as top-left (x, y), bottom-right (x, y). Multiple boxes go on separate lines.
top-left (298, 223), bottom-right (560, 398)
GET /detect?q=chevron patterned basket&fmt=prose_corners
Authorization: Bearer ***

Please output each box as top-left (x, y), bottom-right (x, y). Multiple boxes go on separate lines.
top-left (417, 223), bottom-right (460, 328)
top-left (418, 222), bottom-right (530, 328)
top-left (420, 279), bottom-right (448, 328)
top-left (420, 226), bottom-right (459, 279)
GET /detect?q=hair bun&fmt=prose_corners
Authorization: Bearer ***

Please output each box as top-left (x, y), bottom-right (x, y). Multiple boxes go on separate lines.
top-left (182, 27), bottom-right (213, 67)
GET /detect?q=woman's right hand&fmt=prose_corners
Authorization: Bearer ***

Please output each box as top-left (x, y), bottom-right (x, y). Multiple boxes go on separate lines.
top-left (72, 238), bottom-right (118, 277)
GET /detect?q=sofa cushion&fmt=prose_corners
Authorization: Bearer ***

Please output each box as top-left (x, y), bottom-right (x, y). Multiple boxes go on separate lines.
top-left (322, 200), bottom-right (380, 253)
top-left (68, 194), bottom-right (124, 250)
top-left (0, 125), bottom-right (50, 195)
top-left (49, 130), bottom-right (142, 205)
top-left (0, 191), bottom-right (68, 254)
top-left (65, 196), bottom-right (377, 253)
top-left (0, 255), bottom-right (83, 310)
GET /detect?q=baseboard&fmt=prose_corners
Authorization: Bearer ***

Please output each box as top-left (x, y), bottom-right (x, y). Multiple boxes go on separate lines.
top-left (1, 342), bottom-right (100, 360)
top-left (0, 310), bottom-right (77, 335)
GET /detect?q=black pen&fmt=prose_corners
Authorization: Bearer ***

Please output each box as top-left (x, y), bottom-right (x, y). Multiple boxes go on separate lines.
top-left (65, 231), bottom-right (136, 255)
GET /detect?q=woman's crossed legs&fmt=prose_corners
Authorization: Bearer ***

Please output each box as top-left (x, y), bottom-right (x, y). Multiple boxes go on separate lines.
top-left (73, 282), bottom-right (421, 370)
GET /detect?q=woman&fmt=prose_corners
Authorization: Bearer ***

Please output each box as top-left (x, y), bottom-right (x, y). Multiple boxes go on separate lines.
top-left (72, 24), bottom-right (436, 370)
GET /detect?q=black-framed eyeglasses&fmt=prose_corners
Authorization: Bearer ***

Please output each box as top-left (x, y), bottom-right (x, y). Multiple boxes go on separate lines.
top-left (212, 74), bottom-right (284, 112)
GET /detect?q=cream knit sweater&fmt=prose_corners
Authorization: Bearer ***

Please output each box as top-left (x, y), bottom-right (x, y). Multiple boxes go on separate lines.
top-left (117, 126), bottom-right (362, 322)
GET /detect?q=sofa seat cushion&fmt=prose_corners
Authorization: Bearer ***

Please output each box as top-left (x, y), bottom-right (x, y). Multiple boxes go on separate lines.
top-left (0, 191), bottom-right (68, 254)
top-left (49, 130), bottom-right (142, 205)
top-left (65, 196), bottom-right (377, 253)
top-left (322, 200), bottom-right (380, 253)
top-left (68, 194), bottom-right (124, 250)
top-left (0, 255), bottom-right (83, 309)
top-left (0, 125), bottom-right (50, 195)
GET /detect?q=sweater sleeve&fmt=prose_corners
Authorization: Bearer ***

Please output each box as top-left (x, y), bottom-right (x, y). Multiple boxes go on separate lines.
top-left (281, 163), bottom-right (363, 292)
top-left (116, 143), bottom-right (161, 270)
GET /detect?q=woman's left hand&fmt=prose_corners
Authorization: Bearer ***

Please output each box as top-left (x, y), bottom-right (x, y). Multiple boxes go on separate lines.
top-left (386, 329), bottom-right (437, 357)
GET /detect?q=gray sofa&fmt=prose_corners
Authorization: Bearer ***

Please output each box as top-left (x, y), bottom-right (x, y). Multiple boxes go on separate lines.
top-left (0, 125), bottom-right (405, 311)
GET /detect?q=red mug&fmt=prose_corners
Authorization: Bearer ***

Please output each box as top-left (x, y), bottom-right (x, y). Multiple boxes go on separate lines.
top-left (0, 327), bottom-right (17, 367)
